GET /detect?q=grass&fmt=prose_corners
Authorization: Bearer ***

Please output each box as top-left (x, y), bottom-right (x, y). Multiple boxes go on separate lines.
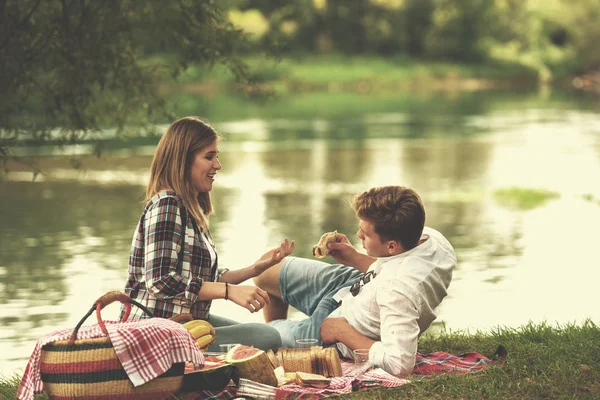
top-left (157, 54), bottom-right (540, 96)
top-left (3, 321), bottom-right (599, 399)
top-left (494, 187), bottom-right (560, 210)
top-left (583, 193), bottom-right (600, 206)
top-left (337, 321), bottom-right (600, 399)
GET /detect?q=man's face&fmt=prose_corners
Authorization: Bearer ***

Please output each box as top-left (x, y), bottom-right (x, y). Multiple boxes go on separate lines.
top-left (356, 219), bottom-right (389, 257)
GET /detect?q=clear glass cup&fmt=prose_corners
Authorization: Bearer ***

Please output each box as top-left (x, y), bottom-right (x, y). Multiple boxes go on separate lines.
top-left (295, 338), bottom-right (319, 348)
top-left (352, 348), bottom-right (373, 376)
top-left (219, 343), bottom-right (240, 353)
top-left (353, 348), bottom-right (370, 364)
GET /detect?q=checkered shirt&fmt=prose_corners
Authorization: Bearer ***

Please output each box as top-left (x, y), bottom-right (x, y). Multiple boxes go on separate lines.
top-left (123, 191), bottom-right (217, 320)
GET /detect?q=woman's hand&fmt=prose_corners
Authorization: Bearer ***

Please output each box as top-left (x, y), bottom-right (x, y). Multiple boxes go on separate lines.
top-left (228, 284), bottom-right (271, 313)
top-left (253, 238), bottom-right (295, 276)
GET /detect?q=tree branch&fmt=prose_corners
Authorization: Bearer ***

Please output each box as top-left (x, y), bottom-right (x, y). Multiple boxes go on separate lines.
top-left (0, 0), bottom-right (42, 50)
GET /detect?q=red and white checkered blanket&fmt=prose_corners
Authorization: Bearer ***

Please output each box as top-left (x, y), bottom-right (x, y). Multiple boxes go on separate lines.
top-left (274, 363), bottom-right (409, 399)
top-left (184, 349), bottom-right (502, 400)
top-left (17, 318), bottom-right (203, 400)
top-left (413, 350), bottom-right (499, 375)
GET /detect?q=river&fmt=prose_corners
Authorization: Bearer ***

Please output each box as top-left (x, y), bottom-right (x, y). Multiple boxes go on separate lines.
top-left (1, 88), bottom-right (600, 377)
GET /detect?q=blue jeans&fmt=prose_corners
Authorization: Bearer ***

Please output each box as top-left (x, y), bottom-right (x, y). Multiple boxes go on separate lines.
top-left (268, 256), bottom-right (362, 348)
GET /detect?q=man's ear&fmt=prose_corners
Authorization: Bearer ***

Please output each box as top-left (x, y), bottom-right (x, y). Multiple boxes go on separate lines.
top-left (387, 240), bottom-right (399, 255)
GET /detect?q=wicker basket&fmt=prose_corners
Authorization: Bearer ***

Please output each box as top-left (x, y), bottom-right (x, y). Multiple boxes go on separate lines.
top-left (40, 292), bottom-right (184, 400)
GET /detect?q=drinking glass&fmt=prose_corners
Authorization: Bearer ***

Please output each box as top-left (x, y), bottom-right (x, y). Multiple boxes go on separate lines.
top-left (219, 343), bottom-right (240, 353)
top-left (295, 338), bottom-right (319, 348)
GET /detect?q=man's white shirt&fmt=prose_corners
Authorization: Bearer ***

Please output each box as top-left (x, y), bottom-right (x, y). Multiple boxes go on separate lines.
top-left (328, 227), bottom-right (456, 376)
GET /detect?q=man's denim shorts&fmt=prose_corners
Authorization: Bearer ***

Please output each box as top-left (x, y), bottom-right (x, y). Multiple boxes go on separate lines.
top-left (268, 256), bottom-right (362, 348)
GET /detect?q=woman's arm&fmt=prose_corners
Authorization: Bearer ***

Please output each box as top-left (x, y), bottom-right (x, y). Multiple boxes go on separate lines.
top-left (142, 196), bottom-right (280, 313)
top-left (199, 281), bottom-right (271, 313)
top-left (219, 238), bottom-right (295, 284)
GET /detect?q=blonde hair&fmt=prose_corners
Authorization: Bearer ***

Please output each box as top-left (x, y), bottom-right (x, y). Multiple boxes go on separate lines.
top-left (352, 186), bottom-right (425, 250)
top-left (146, 117), bottom-right (219, 231)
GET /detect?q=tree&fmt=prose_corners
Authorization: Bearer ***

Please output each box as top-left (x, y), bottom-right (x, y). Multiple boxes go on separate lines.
top-left (0, 0), bottom-right (250, 172)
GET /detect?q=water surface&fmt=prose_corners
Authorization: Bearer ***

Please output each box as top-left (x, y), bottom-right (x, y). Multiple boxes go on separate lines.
top-left (2, 89), bottom-right (600, 377)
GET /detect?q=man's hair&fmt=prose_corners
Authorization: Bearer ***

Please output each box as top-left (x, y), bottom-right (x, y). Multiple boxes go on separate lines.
top-left (146, 116), bottom-right (219, 231)
top-left (351, 186), bottom-right (425, 250)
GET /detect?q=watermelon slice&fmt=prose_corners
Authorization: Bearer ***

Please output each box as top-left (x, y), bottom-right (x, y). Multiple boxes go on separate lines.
top-left (182, 361), bottom-right (233, 391)
top-left (225, 344), bottom-right (278, 387)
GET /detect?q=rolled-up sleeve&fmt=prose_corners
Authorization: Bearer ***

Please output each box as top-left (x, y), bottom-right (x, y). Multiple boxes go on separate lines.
top-left (143, 197), bottom-right (200, 302)
top-left (370, 281), bottom-right (420, 376)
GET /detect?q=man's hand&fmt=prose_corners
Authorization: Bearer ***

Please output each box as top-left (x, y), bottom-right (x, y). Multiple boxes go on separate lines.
top-left (253, 238), bottom-right (295, 276)
top-left (320, 317), bottom-right (351, 345)
top-left (327, 234), bottom-right (375, 272)
top-left (326, 233), bottom-right (357, 264)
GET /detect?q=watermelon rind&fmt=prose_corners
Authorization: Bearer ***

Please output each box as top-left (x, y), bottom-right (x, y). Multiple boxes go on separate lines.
top-left (224, 344), bottom-right (278, 387)
top-left (225, 343), bottom-right (263, 363)
top-left (182, 362), bottom-right (233, 391)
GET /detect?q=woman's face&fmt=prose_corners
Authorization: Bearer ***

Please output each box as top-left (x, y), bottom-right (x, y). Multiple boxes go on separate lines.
top-left (190, 141), bottom-right (222, 194)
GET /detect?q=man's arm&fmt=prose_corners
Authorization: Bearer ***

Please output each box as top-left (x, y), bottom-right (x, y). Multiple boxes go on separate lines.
top-left (371, 283), bottom-right (420, 376)
top-left (320, 290), bottom-right (419, 377)
top-left (320, 317), bottom-right (376, 350)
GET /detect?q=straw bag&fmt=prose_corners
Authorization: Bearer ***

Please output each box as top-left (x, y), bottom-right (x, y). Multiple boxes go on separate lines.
top-left (39, 292), bottom-right (184, 399)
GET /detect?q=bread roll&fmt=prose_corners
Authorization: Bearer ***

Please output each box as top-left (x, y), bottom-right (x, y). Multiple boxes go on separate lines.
top-left (312, 230), bottom-right (338, 258)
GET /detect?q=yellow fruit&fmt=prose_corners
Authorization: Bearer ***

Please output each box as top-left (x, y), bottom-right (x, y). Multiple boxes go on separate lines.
top-left (189, 324), bottom-right (212, 339)
top-left (182, 320), bottom-right (215, 336)
top-left (183, 319), bottom-right (208, 330)
top-left (196, 334), bottom-right (215, 349)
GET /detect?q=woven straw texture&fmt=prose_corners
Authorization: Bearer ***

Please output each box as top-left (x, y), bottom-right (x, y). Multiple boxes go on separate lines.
top-left (40, 336), bottom-right (183, 399)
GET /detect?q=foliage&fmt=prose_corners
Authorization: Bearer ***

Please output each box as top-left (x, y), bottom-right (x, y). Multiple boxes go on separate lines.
top-left (237, 0), bottom-right (600, 78)
top-left (493, 187), bottom-right (559, 210)
top-left (0, 0), bottom-right (251, 161)
top-left (2, 0), bottom-right (600, 168)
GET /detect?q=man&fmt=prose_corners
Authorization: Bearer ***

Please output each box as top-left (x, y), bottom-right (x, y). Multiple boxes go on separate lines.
top-left (254, 186), bottom-right (456, 376)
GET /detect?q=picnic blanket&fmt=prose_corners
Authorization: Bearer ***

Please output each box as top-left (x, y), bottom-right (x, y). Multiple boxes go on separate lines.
top-left (183, 348), bottom-right (505, 400)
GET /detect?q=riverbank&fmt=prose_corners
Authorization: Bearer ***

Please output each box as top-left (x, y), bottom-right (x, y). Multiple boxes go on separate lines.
top-left (2, 321), bottom-right (598, 399)
top-left (158, 54), bottom-right (544, 97)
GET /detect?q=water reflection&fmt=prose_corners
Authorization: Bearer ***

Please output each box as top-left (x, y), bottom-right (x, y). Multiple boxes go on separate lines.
top-left (2, 90), bottom-right (600, 377)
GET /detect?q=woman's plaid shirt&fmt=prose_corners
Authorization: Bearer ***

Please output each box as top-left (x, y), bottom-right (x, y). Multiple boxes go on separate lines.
top-left (123, 191), bottom-right (218, 320)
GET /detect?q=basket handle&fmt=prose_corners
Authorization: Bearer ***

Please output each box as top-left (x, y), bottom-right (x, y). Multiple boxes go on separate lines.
top-left (169, 313), bottom-right (194, 324)
top-left (67, 291), bottom-right (154, 345)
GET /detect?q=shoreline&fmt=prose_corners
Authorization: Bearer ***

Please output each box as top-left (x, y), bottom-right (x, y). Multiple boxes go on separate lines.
top-left (155, 54), bottom-right (598, 97)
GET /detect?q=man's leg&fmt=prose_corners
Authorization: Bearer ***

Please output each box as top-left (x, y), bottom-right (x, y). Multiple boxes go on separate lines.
top-left (254, 260), bottom-right (288, 322)
top-left (255, 256), bottom-right (362, 323)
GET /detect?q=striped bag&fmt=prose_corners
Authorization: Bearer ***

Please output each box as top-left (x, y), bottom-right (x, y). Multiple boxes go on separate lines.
top-left (39, 292), bottom-right (184, 400)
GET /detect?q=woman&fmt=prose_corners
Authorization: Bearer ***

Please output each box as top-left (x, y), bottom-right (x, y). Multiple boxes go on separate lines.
top-left (122, 116), bottom-right (294, 351)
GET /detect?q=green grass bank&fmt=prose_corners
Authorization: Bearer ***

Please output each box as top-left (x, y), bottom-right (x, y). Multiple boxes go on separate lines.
top-left (159, 54), bottom-right (542, 96)
top-left (2, 321), bottom-right (599, 399)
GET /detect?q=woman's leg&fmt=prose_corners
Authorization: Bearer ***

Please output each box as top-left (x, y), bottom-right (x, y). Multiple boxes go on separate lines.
top-left (207, 315), bottom-right (282, 352)
top-left (208, 314), bottom-right (239, 328)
